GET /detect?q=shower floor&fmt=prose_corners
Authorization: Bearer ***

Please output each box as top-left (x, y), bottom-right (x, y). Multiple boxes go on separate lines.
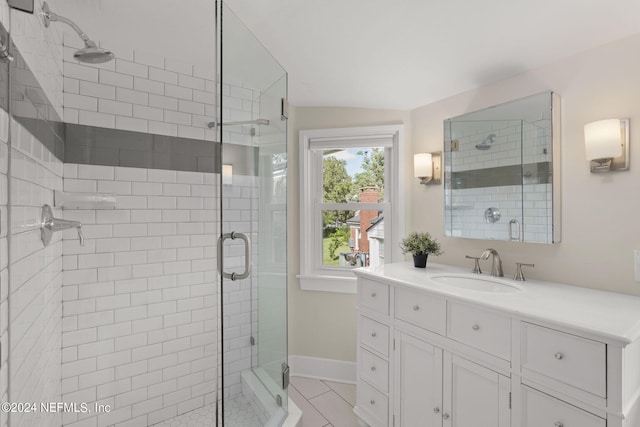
top-left (152, 395), bottom-right (262, 427)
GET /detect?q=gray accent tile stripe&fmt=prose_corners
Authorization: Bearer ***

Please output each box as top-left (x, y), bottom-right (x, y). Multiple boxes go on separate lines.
top-left (4, 25), bottom-right (258, 175)
top-left (451, 162), bottom-right (551, 189)
top-left (65, 123), bottom-right (258, 175)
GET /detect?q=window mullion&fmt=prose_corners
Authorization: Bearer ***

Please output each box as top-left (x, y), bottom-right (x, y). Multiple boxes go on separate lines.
top-left (319, 202), bottom-right (389, 210)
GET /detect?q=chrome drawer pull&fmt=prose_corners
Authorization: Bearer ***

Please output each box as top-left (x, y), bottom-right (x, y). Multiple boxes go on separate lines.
top-left (370, 400), bottom-right (375, 405)
top-left (554, 423), bottom-right (563, 427)
top-left (433, 407), bottom-right (440, 414)
top-left (413, 305), bottom-right (420, 311)
top-left (472, 324), bottom-right (480, 331)
top-left (370, 366), bottom-right (376, 372)
top-left (371, 332), bottom-right (377, 338)
top-left (371, 292), bottom-right (376, 298)
top-left (554, 352), bottom-right (564, 360)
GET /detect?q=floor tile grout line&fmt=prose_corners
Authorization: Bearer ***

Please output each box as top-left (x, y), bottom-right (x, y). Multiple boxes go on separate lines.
top-left (306, 389), bottom-right (358, 426)
top-left (291, 378), bottom-right (333, 401)
top-left (306, 387), bottom-right (335, 414)
top-left (292, 377), bottom-right (360, 427)
top-left (289, 381), bottom-right (331, 426)
top-left (320, 379), bottom-right (357, 409)
top-left (305, 390), bottom-right (336, 421)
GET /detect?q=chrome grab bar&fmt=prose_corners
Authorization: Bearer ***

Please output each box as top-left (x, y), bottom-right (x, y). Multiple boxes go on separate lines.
top-left (41, 204), bottom-right (84, 246)
top-left (217, 231), bottom-right (251, 281)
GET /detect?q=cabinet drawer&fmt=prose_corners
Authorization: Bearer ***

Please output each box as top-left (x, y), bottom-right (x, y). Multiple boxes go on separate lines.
top-left (359, 279), bottom-right (390, 315)
top-left (521, 323), bottom-right (606, 397)
top-left (360, 316), bottom-right (390, 357)
top-left (447, 302), bottom-right (511, 360)
top-left (357, 379), bottom-right (388, 426)
top-left (521, 385), bottom-right (605, 427)
top-left (359, 347), bottom-right (389, 393)
top-left (395, 288), bottom-right (446, 335)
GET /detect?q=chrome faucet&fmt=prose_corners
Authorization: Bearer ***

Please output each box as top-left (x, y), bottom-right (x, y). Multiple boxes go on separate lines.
top-left (480, 248), bottom-right (503, 277)
top-left (41, 204), bottom-right (84, 246)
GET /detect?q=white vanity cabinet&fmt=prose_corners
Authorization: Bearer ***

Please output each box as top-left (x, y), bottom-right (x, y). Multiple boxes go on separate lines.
top-left (354, 263), bottom-right (640, 427)
top-left (393, 331), bottom-right (510, 427)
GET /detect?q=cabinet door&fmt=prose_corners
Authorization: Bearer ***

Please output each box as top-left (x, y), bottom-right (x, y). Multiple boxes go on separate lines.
top-left (394, 332), bottom-right (443, 427)
top-left (444, 354), bottom-right (511, 427)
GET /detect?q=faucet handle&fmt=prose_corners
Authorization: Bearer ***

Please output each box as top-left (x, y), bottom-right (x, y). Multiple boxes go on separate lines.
top-left (513, 262), bottom-right (535, 281)
top-left (465, 255), bottom-right (482, 274)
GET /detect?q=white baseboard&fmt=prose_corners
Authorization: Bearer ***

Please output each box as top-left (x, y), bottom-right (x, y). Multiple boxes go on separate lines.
top-left (288, 355), bottom-right (356, 384)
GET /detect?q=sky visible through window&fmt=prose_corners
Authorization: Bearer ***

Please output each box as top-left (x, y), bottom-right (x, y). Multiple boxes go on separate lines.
top-left (325, 148), bottom-right (371, 177)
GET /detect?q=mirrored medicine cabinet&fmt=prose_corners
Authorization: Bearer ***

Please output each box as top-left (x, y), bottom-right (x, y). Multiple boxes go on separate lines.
top-left (443, 91), bottom-right (561, 244)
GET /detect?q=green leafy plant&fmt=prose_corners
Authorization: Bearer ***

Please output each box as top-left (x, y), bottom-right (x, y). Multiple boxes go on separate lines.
top-left (399, 232), bottom-right (442, 256)
top-left (327, 227), bottom-right (350, 260)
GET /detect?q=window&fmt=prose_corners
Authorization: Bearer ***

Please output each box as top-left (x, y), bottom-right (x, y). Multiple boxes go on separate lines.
top-left (299, 125), bottom-right (404, 293)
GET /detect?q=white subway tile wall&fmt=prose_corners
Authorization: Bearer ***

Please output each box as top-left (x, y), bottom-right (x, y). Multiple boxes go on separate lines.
top-left (10, 0), bottom-right (64, 118)
top-left (61, 41), bottom-right (266, 417)
top-left (447, 120), bottom-right (553, 242)
top-left (61, 165), bottom-right (219, 427)
top-left (62, 39), bottom-right (260, 145)
top-left (9, 118), bottom-right (64, 427)
top-left (449, 120), bottom-right (550, 172)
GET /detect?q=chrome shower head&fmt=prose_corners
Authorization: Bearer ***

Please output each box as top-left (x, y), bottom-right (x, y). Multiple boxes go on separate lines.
top-left (42, 2), bottom-right (114, 64)
top-left (74, 42), bottom-right (115, 64)
top-left (475, 133), bottom-right (496, 150)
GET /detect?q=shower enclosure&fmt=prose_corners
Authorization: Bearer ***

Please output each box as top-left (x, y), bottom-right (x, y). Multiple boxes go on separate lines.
top-left (0, 1), bottom-right (289, 426)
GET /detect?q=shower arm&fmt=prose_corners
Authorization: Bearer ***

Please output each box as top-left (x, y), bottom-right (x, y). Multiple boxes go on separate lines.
top-left (42, 2), bottom-right (94, 47)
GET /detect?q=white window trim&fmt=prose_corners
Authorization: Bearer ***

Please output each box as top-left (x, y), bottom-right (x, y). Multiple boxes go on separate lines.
top-left (298, 124), bottom-right (405, 294)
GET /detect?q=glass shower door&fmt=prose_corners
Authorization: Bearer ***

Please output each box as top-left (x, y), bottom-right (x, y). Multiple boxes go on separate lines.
top-left (217, 2), bottom-right (288, 426)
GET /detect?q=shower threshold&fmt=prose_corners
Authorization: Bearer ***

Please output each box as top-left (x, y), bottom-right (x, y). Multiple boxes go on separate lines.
top-left (151, 370), bottom-right (301, 427)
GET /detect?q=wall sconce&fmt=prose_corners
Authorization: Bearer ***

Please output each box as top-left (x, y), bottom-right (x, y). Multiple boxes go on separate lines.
top-left (414, 152), bottom-right (442, 185)
top-left (222, 164), bottom-right (233, 185)
top-left (584, 118), bottom-right (629, 173)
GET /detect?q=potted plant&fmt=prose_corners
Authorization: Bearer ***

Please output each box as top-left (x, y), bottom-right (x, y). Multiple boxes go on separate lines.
top-left (399, 232), bottom-right (442, 268)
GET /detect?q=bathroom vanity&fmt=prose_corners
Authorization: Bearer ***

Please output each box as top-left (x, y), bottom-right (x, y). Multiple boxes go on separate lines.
top-left (353, 262), bottom-right (640, 427)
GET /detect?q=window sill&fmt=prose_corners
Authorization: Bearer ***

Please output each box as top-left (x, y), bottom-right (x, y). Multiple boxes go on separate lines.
top-left (297, 274), bottom-right (357, 294)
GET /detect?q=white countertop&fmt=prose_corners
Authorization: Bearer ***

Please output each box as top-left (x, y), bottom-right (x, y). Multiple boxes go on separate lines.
top-left (354, 262), bottom-right (640, 345)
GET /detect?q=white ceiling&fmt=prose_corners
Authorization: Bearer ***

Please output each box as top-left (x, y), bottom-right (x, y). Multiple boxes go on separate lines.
top-left (54, 0), bottom-right (640, 110)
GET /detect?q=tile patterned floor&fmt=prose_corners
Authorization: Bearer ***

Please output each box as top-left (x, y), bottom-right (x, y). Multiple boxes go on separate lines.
top-left (289, 376), bottom-right (363, 427)
top-left (152, 395), bottom-right (261, 427)
top-left (152, 376), bottom-right (361, 427)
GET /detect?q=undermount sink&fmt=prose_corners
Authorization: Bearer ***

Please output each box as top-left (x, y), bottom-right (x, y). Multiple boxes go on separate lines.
top-left (430, 274), bottom-right (523, 293)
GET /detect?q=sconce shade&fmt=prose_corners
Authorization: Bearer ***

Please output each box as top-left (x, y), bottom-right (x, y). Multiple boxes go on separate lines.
top-left (584, 119), bottom-right (622, 160)
top-left (414, 153), bottom-right (432, 178)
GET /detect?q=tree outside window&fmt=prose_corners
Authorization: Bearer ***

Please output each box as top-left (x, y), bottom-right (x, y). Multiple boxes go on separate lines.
top-left (322, 148), bottom-right (384, 266)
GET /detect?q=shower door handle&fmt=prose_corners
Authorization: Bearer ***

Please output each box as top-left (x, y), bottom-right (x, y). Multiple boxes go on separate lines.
top-left (217, 231), bottom-right (251, 281)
